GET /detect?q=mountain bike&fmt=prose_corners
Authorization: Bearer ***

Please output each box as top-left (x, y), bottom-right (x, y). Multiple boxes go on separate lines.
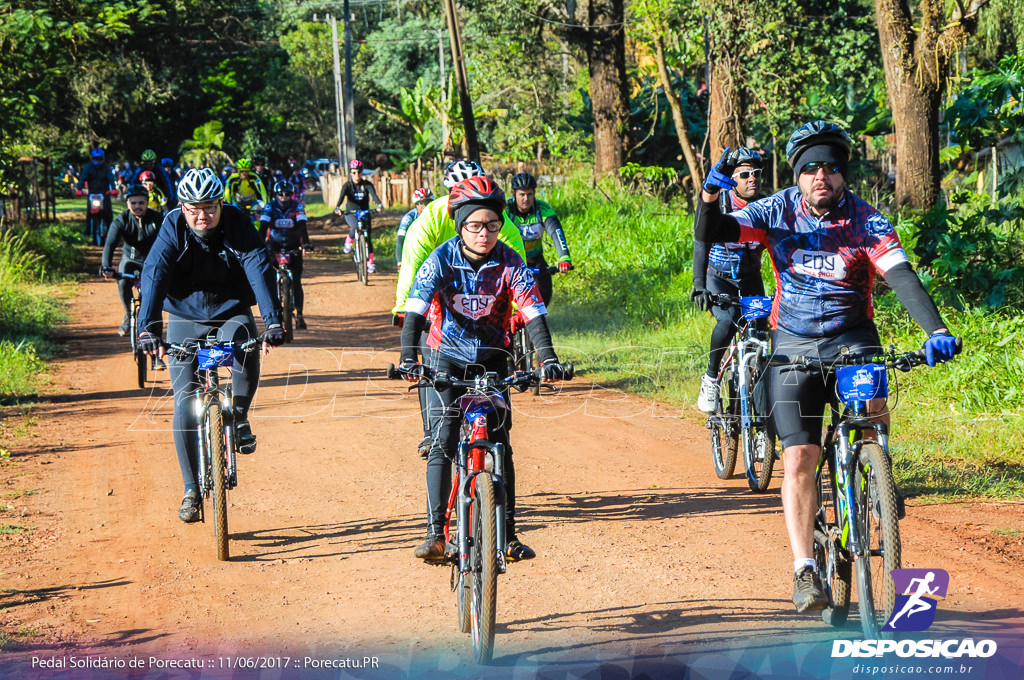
top-left (769, 342), bottom-right (959, 638)
top-left (509, 265), bottom-right (560, 397)
top-left (704, 293), bottom-right (778, 491)
top-left (387, 362), bottom-right (574, 664)
top-left (167, 337), bottom-right (259, 561)
top-left (85, 192), bottom-right (108, 246)
top-left (270, 247), bottom-right (303, 343)
top-left (340, 209), bottom-right (371, 285)
top-left (107, 270), bottom-right (147, 389)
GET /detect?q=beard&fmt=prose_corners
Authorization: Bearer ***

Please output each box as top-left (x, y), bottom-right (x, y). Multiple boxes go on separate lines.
top-left (802, 180), bottom-right (840, 213)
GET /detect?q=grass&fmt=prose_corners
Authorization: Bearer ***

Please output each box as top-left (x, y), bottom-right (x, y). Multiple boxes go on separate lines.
top-left (0, 626), bottom-right (39, 651)
top-left (0, 523), bottom-right (30, 535)
top-left (541, 175), bottom-right (1024, 500)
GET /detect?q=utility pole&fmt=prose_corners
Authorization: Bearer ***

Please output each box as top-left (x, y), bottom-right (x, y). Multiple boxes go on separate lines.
top-left (441, 0), bottom-right (478, 162)
top-left (436, 29), bottom-right (448, 153)
top-left (327, 14), bottom-right (347, 167)
top-left (343, 0), bottom-right (356, 163)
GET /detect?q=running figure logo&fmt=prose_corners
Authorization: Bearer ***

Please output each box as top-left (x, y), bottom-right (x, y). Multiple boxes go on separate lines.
top-left (884, 568), bottom-right (950, 632)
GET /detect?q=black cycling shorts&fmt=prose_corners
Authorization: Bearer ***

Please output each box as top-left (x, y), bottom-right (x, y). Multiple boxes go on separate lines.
top-left (767, 323), bottom-right (882, 450)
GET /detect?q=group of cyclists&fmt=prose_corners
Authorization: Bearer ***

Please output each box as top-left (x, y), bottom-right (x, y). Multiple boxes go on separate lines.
top-left (96, 117), bottom-right (963, 619)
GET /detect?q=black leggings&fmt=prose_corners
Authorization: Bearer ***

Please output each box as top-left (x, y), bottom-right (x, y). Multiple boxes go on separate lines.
top-left (117, 259), bottom-right (143, 316)
top-left (424, 352), bottom-right (517, 536)
top-left (705, 270), bottom-right (765, 376)
top-left (345, 212), bottom-right (374, 254)
top-left (167, 312), bottom-right (261, 491)
top-left (269, 247), bottom-right (305, 315)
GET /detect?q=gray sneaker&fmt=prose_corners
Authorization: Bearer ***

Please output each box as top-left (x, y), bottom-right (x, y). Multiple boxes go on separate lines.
top-left (177, 489), bottom-right (201, 523)
top-left (793, 567), bottom-right (828, 612)
top-left (697, 374), bottom-right (719, 413)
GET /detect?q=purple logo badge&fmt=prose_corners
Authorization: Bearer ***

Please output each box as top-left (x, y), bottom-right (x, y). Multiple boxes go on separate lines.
top-left (884, 568), bottom-right (949, 632)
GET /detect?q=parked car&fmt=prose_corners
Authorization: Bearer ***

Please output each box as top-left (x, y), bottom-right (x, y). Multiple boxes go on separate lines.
top-left (303, 158), bottom-right (339, 180)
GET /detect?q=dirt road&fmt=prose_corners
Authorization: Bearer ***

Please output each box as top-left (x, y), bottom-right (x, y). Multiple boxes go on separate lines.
top-left (2, 216), bottom-right (1023, 679)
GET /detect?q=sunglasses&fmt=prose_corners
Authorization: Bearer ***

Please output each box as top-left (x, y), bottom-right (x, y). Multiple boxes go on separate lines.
top-left (801, 162), bottom-right (842, 175)
top-left (462, 220), bottom-right (503, 234)
top-left (733, 168), bottom-right (763, 179)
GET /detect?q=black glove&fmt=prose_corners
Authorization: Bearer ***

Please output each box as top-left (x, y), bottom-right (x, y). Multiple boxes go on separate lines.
top-left (538, 360), bottom-right (565, 381)
top-left (261, 324), bottom-right (286, 347)
top-left (690, 287), bottom-right (713, 313)
top-left (392, 313), bottom-right (405, 328)
top-left (398, 358), bottom-right (425, 380)
top-left (138, 331), bottom-right (161, 355)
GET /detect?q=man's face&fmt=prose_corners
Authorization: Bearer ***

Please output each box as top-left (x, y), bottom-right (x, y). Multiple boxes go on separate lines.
top-left (798, 162), bottom-right (845, 214)
top-left (127, 196), bottom-right (148, 217)
top-left (732, 163), bottom-right (762, 200)
top-left (180, 200), bottom-right (222, 231)
top-left (459, 208), bottom-right (501, 258)
top-left (239, 169), bottom-right (250, 180)
top-left (514, 189), bottom-right (535, 213)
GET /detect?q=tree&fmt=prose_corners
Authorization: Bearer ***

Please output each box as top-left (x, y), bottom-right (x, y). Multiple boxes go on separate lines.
top-left (874, 0), bottom-right (987, 209)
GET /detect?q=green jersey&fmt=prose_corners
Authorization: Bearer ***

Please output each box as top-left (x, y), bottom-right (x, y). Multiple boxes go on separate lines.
top-left (505, 198), bottom-right (571, 263)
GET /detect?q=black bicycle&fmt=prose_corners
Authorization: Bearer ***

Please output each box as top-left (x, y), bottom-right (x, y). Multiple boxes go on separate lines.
top-left (387, 362), bottom-right (573, 663)
top-left (167, 337), bottom-right (259, 561)
top-left (106, 270), bottom-right (147, 389)
top-left (769, 341), bottom-right (959, 638)
top-left (339, 209), bottom-right (371, 284)
top-left (270, 247), bottom-right (303, 342)
top-left (509, 265), bottom-right (560, 397)
top-left (705, 293), bottom-right (778, 491)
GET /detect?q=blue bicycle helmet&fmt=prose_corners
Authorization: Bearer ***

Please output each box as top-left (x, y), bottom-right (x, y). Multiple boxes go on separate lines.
top-left (786, 121), bottom-right (852, 172)
top-left (90, 148), bottom-right (105, 161)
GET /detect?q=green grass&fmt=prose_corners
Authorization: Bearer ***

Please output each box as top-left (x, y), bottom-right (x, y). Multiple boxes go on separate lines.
top-left (0, 523), bottom-right (30, 534)
top-left (542, 175), bottom-right (1024, 500)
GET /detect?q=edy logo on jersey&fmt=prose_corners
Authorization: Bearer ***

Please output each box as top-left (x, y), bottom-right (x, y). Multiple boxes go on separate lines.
top-left (832, 568), bottom-right (998, 659)
top-left (453, 294), bottom-right (496, 320)
top-left (792, 249), bottom-right (847, 280)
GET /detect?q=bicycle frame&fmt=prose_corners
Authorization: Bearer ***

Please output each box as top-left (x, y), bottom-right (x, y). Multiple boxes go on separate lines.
top-left (193, 348), bottom-right (239, 492)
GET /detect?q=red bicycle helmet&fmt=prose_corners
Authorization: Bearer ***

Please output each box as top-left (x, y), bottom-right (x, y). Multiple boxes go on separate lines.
top-left (412, 187), bottom-right (435, 204)
top-left (447, 176), bottom-right (505, 223)
top-left (139, 170), bottom-right (156, 182)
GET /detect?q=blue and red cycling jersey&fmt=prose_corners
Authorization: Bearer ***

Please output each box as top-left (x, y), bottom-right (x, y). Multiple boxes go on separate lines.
top-left (731, 186), bottom-right (909, 337)
top-left (405, 237), bottom-right (547, 363)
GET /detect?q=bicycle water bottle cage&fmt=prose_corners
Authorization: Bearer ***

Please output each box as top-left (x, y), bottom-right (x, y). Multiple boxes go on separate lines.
top-left (197, 343), bottom-right (236, 370)
top-left (740, 295), bottom-right (772, 321)
top-left (836, 364), bottom-right (888, 402)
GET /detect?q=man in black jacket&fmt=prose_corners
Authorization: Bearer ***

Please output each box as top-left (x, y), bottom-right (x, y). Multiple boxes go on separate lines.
top-left (139, 168), bottom-right (285, 523)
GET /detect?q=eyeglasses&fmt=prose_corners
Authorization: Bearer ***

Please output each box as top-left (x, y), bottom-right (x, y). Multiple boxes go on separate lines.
top-left (180, 202), bottom-right (221, 217)
top-left (462, 220), bottom-right (503, 234)
top-left (801, 162), bottom-right (842, 176)
top-left (734, 168), bottom-right (763, 179)
top-left (277, 192), bottom-right (293, 199)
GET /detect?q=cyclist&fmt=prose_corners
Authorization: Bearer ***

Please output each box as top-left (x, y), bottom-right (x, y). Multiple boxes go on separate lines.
top-left (75, 147), bottom-right (116, 237)
top-left (161, 157), bottom-right (178, 196)
top-left (691, 147), bottom-right (768, 412)
top-left (139, 170), bottom-right (169, 215)
top-left (334, 159), bottom-right (384, 273)
top-left (392, 161), bottom-right (527, 461)
top-left (505, 172), bottom-right (573, 306)
top-left (132, 149), bottom-right (176, 209)
top-left (398, 175), bottom-right (568, 562)
top-left (252, 153), bottom-right (274, 190)
top-left (259, 180), bottom-right (314, 330)
top-left (695, 120), bottom-right (962, 613)
top-left (395, 187), bottom-right (435, 269)
top-left (101, 183), bottom-right (163, 368)
top-left (138, 168), bottom-right (285, 523)
top-left (287, 165), bottom-right (307, 202)
top-left (224, 158), bottom-right (269, 224)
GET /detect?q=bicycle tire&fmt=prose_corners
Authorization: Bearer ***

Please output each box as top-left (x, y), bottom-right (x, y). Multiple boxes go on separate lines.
top-left (470, 472), bottom-right (497, 664)
top-left (743, 370), bottom-right (777, 492)
top-left (816, 455), bottom-right (851, 626)
top-left (854, 442), bottom-right (901, 638)
top-left (452, 463), bottom-right (471, 634)
top-left (523, 331), bottom-right (540, 397)
top-left (710, 360), bottom-right (738, 479)
top-left (136, 349), bottom-right (147, 389)
top-left (130, 310), bottom-right (147, 389)
top-left (279, 275), bottom-right (294, 343)
top-left (208, 401), bottom-right (230, 561)
top-left (355, 233), bottom-right (368, 285)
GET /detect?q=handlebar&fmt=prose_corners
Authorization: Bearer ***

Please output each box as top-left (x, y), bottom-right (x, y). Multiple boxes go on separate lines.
top-left (101, 269), bottom-right (140, 282)
top-left (386, 362), bottom-right (574, 392)
top-left (528, 266), bottom-right (561, 275)
top-left (167, 338), bottom-right (261, 361)
top-left (766, 339), bottom-right (962, 373)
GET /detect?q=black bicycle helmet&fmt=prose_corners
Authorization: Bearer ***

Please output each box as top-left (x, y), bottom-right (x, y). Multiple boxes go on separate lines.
top-left (125, 183), bottom-right (149, 199)
top-left (447, 175), bottom-right (505, 225)
top-left (176, 168), bottom-right (224, 203)
top-left (727, 147), bottom-right (763, 169)
top-left (510, 172), bottom-right (537, 190)
top-left (273, 180), bottom-right (293, 194)
top-left (786, 121), bottom-right (852, 172)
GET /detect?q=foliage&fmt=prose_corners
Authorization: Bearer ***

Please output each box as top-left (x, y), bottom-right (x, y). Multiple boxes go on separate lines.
top-left (618, 163), bottom-right (680, 199)
top-left (946, 55), bottom-right (1024, 161)
top-left (179, 121), bottom-right (228, 168)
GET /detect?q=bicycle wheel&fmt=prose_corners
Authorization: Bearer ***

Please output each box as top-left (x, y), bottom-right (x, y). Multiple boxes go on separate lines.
top-left (452, 464), bottom-right (471, 634)
top-left (854, 442), bottom-right (901, 638)
top-left (743, 370), bottom-right (777, 492)
top-left (710, 361), bottom-right (738, 479)
top-left (207, 401), bottom-right (230, 561)
top-left (523, 331), bottom-right (540, 397)
top-left (131, 310), bottom-right (147, 389)
top-left (356, 234), bottom-right (368, 285)
top-left (816, 454), bottom-right (851, 626)
top-left (470, 472), bottom-right (497, 664)
top-left (279, 275), bottom-right (294, 343)
top-left (136, 349), bottom-right (147, 389)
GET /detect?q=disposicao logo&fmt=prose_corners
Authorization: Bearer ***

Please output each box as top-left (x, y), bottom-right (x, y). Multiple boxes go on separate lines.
top-left (885, 568), bottom-right (949, 632)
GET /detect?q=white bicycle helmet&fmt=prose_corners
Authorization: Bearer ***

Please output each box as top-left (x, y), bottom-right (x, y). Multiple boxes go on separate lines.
top-left (443, 160), bottom-right (485, 189)
top-left (177, 167), bottom-right (225, 203)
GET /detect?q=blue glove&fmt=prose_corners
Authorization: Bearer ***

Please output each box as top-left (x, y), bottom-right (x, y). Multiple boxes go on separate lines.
top-left (702, 148), bottom-right (738, 193)
top-left (922, 332), bottom-right (960, 367)
top-left (138, 331), bottom-right (161, 355)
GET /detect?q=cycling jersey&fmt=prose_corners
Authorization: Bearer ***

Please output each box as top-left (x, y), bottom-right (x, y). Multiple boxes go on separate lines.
top-left (396, 207), bottom-right (419, 262)
top-left (404, 236), bottom-right (546, 364)
top-left (103, 207), bottom-right (163, 268)
top-left (505, 198), bottom-right (570, 264)
top-left (224, 174), bottom-right (269, 209)
top-left (259, 199), bottom-right (310, 250)
top-left (145, 186), bottom-right (169, 214)
top-left (725, 186), bottom-right (909, 337)
top-left (78, 162), bottom-right (115, 194)
top-left (335, 179), bottom-right (382, 211)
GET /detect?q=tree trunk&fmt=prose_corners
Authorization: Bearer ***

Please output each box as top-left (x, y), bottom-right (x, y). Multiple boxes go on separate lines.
top-left (652, 34), bottom-right (702, 203)
top-left (708, 55), bottom-right (742, 161)
top-left (587, 0), bottom-right (629, 175)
